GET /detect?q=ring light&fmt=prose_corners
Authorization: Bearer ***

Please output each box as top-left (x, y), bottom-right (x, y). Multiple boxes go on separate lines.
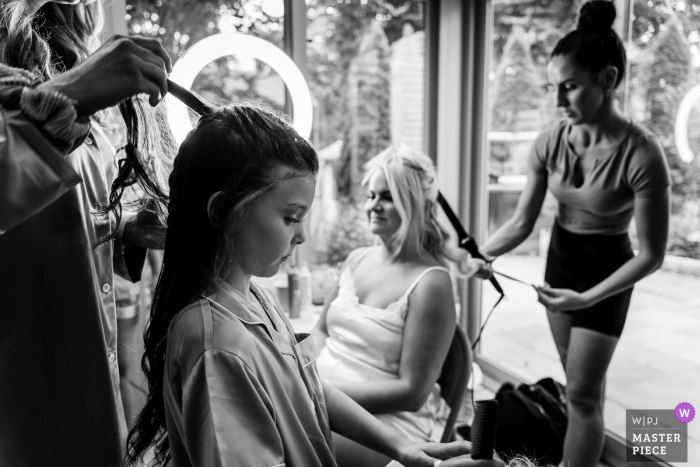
top-left (675, 84), bottom-right (700, 163)
top-left (166, 33), bottom-right (313, 143)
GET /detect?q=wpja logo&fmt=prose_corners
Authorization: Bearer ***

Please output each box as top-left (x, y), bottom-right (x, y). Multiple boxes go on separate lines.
top-left (626, 403), bottom-right (694, 463)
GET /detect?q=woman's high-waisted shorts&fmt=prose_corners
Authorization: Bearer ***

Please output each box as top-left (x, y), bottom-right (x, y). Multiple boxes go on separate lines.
top-left (544, 222), bottom-right (635, 338)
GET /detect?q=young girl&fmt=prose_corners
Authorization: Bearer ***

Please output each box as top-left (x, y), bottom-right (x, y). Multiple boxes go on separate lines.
top-left (125, 103), bottom-right (501, 467)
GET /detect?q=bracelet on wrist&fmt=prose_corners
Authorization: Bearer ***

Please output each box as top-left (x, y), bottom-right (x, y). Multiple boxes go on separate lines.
top-left (20, 86), bottom-right (91, 152)
top-left (0, 63), bottom-right (91, 152)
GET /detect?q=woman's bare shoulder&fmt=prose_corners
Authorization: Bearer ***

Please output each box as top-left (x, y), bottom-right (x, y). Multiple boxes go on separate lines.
top-left (407, 251), bottom-right (453, 290)
top-left (412, 250), bottom-right (450, 271)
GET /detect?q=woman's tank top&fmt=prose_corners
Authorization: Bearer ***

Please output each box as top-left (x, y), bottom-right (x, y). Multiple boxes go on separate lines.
top-left (316, 249), bottom-right (451, 442)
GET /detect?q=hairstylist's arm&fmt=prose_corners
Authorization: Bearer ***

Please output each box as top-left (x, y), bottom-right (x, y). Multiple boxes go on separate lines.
top-left (323, 382), bottom-right (503, 467)
top-left (537, 142), bottom-right (670, 312)
top-left (479, 164), bottom-right (548, 259)
top-left (325, 271), bottom-right (455, 414)
top-left (311, 247), bottom-right (368, 352)
top-left (0, 36), bottom-right (170, 235)
top-left (37, 35), bottom-right (171, 115)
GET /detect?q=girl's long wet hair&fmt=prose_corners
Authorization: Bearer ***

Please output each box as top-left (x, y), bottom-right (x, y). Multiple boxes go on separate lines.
top-left (551, 0), bottom-right (626, 89)
top-left (363, 145), bottom-right (477, 276)
top-left (124, 102), bottom-right (318, 466)
top-left (0, 1), bottom-right (175, 235)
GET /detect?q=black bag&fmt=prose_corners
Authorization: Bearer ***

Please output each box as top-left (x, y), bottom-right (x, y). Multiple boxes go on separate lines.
top-left (494, 378), bottom-right (568, 465)
top-left (537, 377), bottom-right (567, 412)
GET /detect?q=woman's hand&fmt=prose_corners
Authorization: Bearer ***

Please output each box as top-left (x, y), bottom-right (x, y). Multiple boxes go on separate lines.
top-left (395, 441), bottom-right (504, 467)
top-left (472, 257), bottom-right (494, 280)
top-left (36, 35), bottom-right (172, 116)
top-left (535, 285), bottom-right (591, 312)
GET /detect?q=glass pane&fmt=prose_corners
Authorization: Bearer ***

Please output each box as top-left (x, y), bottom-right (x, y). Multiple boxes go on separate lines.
top-left (481, 0), bottom-right (579, 384)
top-left (305, 1), bottom-right (426, 284)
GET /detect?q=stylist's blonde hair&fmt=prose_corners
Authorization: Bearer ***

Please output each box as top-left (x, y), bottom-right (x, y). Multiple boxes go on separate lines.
top-left (0, 0), bottom-right (104, 80)
top-left (362, 145), bottom-right (476, 276)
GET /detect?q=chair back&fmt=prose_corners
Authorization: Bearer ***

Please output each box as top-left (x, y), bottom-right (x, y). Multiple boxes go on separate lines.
top-left (437, 325), bottom-right (472, 443)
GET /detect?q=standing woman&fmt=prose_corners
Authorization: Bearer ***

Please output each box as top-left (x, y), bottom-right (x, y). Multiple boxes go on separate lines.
top-left (478, 2), bottom-right (670, 466)
top-left (0, 1), bottom-right (174, 465)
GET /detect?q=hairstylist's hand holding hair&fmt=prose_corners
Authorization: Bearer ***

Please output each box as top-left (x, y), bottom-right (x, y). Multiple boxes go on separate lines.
top-left (472, 253), bottom-right (496, 280)
top-left (37, 35), bottom-right (172, 116)
top-left (36, 35), bottom-right (174, 250)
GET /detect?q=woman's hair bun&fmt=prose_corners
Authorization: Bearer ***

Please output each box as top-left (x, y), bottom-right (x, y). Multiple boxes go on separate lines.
top-left (578, 0), bottom-right (616, 32)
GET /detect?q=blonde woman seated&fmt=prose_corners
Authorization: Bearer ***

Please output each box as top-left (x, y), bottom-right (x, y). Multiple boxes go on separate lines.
top-left (312, 146), bottom-right (481, 467)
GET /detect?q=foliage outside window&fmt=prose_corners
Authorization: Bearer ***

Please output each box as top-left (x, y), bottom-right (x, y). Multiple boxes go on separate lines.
top-left (306, 0), bottom-right (425, 266)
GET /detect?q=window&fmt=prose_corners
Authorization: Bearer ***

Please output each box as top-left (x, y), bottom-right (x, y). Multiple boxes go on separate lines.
top-left (480, 0), bottom-right (574, 385)
top-left (304, 1), bottom-right (427, 277)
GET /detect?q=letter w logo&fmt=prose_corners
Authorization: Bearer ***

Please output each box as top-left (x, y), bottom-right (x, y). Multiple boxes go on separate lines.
top-left (680, 409), bottom-right (691, 418)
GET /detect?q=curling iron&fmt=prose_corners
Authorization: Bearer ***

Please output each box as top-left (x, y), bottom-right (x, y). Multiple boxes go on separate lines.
top-left (436, 192), bottom-right (504, 296)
